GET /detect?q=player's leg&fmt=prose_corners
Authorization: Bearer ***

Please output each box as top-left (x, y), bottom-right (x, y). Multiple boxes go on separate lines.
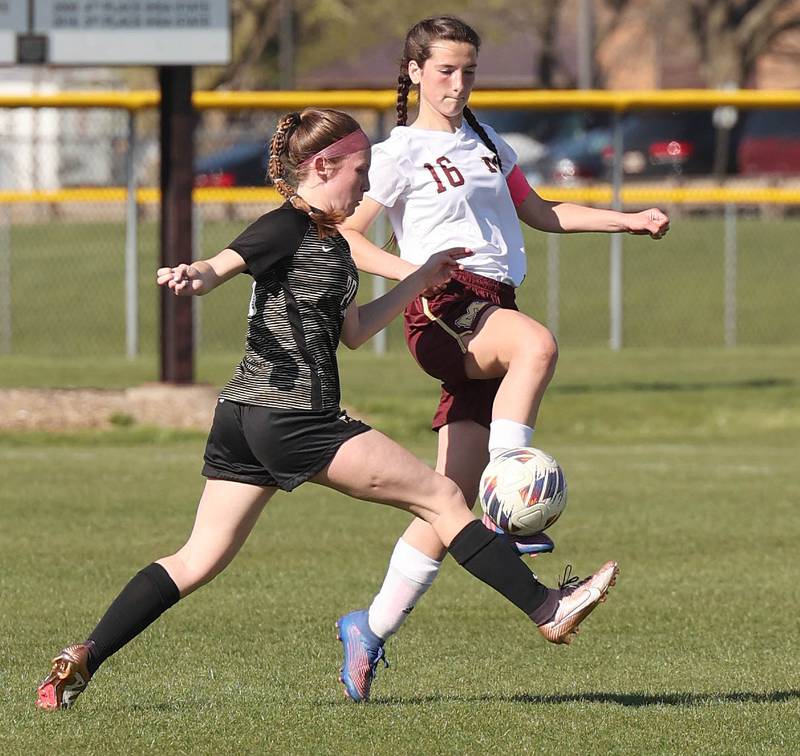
top-left (463, 306), bottom-right (558, 458)
top-left (317, 431), bottom-right (573, 684)
top-left (36, 480), bottom-right (274, 710)
top-left (364, 420), bottom-right (486, 641)
top-left (322, 427), bottom-right (616, 618)
top-left (332, 422), bottom-right (485, 701)
top-left (157, 479), bottom-right (274, 595)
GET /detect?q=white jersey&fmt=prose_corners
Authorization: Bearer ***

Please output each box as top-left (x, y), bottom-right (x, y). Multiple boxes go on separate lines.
top-left (366, 121), bottom-right (527, 287)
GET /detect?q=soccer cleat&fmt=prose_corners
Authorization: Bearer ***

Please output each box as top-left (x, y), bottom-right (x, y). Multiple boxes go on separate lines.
top-left (336, 610), bottom-right (388, 702)
top-left (536, 560), bottom-right (619, 645)
top-left (36, 643), bottom-right (92, 710)
top-left (481, 513), bottom-right (555, 557)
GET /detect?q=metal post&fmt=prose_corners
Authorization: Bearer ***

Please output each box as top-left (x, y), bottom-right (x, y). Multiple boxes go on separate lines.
top-left (0, 203), bottom-right (10, 354)
top-left (159, 65), bottom-right (195, 384)
top-left (547, 233), bottom-right (560, 340)
top-left (192, 200), bottom-right (202, 360)
top-left (724, 204), bottom-right (737, 347)
top-left (124, 109), bottom-right (138, 359)
top-left (609, 110), bottom-right (624, 351)
top-left (371, 213), bottom-right (388, 356)
top-left (372, 112), bottom-right (387, 356)
top-left (577, 0), bottom-right (594, 90)
top-left (279, 0), bottom-right (295, 90)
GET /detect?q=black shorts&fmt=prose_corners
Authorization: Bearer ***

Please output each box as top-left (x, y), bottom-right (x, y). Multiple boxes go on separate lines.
top-left (202, 399), bottom-right (371, 491)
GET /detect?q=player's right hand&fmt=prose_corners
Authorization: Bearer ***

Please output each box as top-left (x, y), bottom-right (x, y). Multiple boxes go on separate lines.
top-left (156, 263), bottom-right (201, 295)
top-left (418, 247), bottom-right (473, 294)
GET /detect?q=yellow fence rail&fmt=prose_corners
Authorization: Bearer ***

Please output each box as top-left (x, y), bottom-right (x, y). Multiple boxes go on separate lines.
top-left (3, 186), bottom-right (800, 205)
top-left (3, 89), bottom-right (800, 112)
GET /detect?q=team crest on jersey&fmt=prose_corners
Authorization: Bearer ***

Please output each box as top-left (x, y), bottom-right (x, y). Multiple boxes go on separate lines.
top-left (455, 300), bottom-right (489, 330)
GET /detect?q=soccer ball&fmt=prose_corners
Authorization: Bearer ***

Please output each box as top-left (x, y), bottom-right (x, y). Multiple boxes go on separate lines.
top-left (479, 447), bottom-right (567, 536)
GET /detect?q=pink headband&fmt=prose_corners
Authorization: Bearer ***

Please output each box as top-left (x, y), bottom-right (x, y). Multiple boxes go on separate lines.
top-left (298, 128), bottom-right (371, 167)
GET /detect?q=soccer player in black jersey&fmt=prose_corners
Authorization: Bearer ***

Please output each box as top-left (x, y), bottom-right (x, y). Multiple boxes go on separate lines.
top-left (36, 108), bottom-right (615, 710)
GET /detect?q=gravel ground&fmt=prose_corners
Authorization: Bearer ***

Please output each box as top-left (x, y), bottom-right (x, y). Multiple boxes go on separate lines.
top-left (0, 384), bottom-right (220, 431)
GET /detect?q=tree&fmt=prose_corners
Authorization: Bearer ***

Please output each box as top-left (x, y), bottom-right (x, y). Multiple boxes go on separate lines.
top-left (687, 0), bottom-right (800, 86)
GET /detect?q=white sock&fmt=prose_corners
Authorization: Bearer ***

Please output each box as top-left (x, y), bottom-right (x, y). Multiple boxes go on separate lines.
top-left (488, 418), bottom-right (534, 460)
top-left (367, 538), bottom-right (442, 640)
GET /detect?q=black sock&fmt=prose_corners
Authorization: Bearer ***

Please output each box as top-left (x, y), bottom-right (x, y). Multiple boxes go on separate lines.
top-left (86, 562), bottom-right (180, 675)
top-left (448, 520), bottom-right (550, 616)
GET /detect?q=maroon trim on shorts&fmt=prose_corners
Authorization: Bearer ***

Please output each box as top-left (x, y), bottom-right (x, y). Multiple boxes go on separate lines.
top-left (446, 269), bottom-right (516, 299)
top-left (403, 270), bottom-right (518, 432)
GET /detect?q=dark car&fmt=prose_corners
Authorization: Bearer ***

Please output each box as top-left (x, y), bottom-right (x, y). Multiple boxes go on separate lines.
top-left (533, 127), bottom-right (612, 183)
top-left (472, 109), bottom-right (611, 181)
top-left (611, 110), bottom-right (739, 178)
top-left (737, 109), bottom-right (800, 176)
top-left (536, 110), bottom-right (740, 182)
top-left (194, 141), bottom-right (269, 187)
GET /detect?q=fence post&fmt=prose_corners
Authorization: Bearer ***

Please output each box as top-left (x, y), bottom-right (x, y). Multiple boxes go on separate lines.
top-left (0, 203), bottom-right (10, 354)
top-left (193, 200), bottom-right (203, 360)
top-left (609, 110), bottom-right (624, 351)
top-left (125, 109), bottom-right (139, 359)
top-left (547, 233), bottom-right (560, 340)
top-left (371, 112), bottom-right (387, 356)
top-left (724, 203), bottom-right (737, 347)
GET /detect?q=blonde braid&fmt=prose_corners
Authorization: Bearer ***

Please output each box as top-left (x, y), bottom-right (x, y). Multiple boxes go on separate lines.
top-left (268, 113), bottom-right (303, 208)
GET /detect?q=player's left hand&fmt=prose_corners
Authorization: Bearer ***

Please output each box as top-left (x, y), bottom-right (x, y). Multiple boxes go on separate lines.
top-left (156, 263), bottom-right (202, 295)
top-left (627, 208), bottom-right (670, 239)
top-left (417, 247), bottom-right (473, 292)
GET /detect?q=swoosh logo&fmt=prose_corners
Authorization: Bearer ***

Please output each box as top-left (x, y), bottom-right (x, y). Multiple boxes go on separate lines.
top-left (559, 587), bottom-right (600, 624)
top-left (322, 245), bottom-right (335, 252)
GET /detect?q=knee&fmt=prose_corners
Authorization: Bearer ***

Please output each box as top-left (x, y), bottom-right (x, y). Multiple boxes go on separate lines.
top-left (516, 322), bottom-right (558, 373)
top-left (161, 550), bottom-right (223, 596)
top-left (430, 475), bottom-right (469, 517)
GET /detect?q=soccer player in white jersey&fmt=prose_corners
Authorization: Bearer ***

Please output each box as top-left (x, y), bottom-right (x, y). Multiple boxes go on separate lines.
top-left (336, 16), bottom-right (668, 701)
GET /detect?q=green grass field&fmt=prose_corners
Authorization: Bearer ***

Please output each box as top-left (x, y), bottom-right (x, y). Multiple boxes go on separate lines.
top-left (2, 345), bottom-right (799, 753)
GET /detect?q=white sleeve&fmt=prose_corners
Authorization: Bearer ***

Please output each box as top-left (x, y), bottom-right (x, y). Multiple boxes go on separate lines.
top-left (364, 143), bottom-right (411, 208)
top-left (482, 123), bottom-right (519, 178)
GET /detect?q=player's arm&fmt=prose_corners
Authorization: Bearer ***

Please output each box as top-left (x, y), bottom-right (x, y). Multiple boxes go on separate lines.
top-left (156, 248), bottom-right (247, 296)
top-left (507, 165), bottom-right (669, 238)
top-left (340, 247), bottom-right (471, 349)
top-left (339, 197), bottom-right (417, 281)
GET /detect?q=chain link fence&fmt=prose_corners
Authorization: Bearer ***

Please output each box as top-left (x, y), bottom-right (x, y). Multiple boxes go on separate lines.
top-left (1, 94), bottom-right (798, 368)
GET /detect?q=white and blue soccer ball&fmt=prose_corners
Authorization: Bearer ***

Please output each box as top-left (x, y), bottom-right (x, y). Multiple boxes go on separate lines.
top-left (479, 447), bottom-right (567, 536)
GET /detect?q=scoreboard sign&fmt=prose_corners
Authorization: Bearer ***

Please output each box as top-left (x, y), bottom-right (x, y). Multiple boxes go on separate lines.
top-left (1, 2), bottom-right (27, 64)
top-left (8, 1), bottom-right (231, 65)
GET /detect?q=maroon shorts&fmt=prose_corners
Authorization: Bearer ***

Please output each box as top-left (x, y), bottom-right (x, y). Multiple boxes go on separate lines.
top-left (403, 269), bottom-right (517, 431)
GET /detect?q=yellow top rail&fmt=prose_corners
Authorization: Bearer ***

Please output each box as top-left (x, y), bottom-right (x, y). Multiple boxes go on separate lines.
top-left (3, 185), bottom-right (800, 205)
top-left (2, 89), bottom-right (800, 111)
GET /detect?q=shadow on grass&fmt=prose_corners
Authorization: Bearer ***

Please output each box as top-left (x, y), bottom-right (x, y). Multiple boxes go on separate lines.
top-left (552, 378), bottom-right (793, 395)
top-left (365, 689), bottom-right (800, 707)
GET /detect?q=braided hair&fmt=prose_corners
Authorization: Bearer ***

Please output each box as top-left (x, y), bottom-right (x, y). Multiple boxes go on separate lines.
top-left (267, 108), bottom-right (362, 236)
top-left (396, 16), bottom-right (502, 170)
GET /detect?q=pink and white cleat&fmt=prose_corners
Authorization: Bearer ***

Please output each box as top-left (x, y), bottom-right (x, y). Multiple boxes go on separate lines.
top-left (535, 560), bottom-right (619, 645)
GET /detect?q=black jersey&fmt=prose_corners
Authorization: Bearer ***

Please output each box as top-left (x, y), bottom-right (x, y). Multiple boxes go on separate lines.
top-left (219, 203), bottom-right (359, 410)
